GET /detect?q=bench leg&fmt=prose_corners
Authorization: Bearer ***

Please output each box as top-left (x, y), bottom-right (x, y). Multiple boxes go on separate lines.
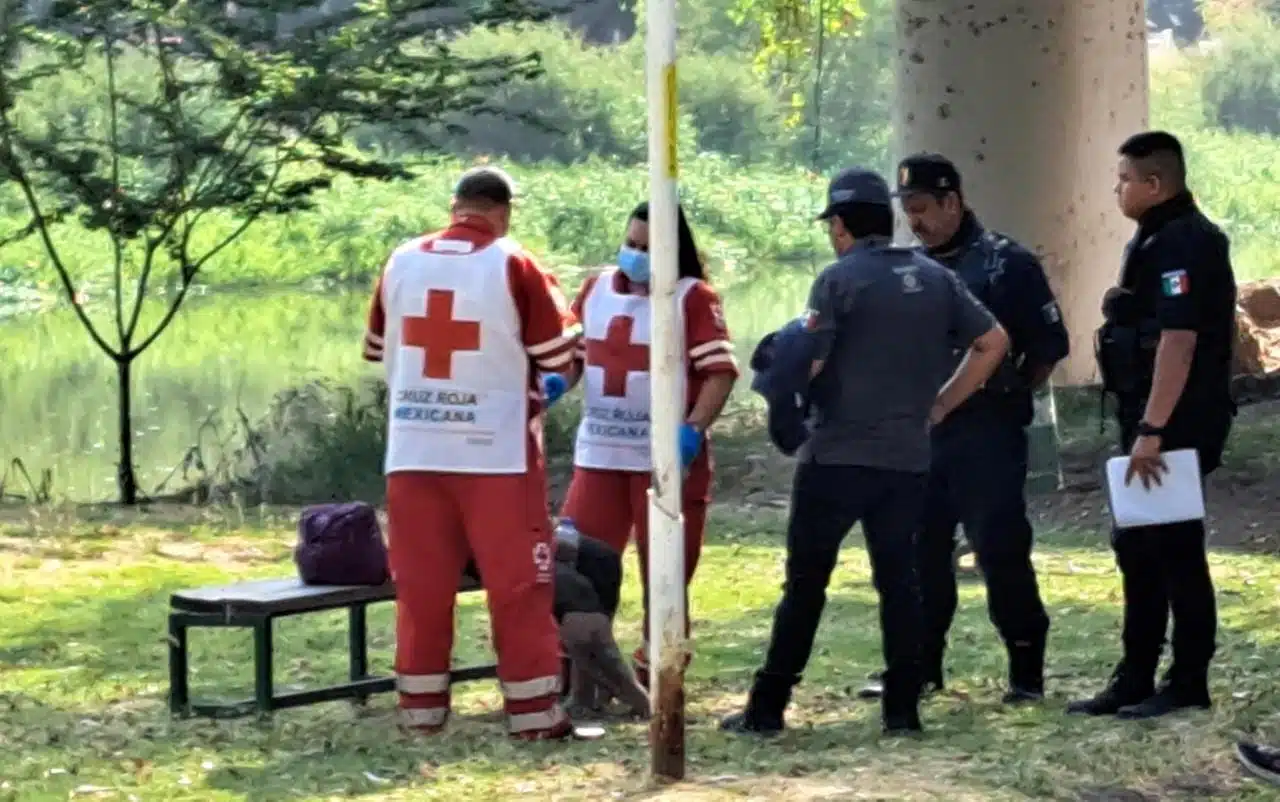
top-left (168, 614), bottom-right (190, 717)
top-left (348, 604), bottom-right (370, 706)
top-left (253, 617), bottom-right (275, 717)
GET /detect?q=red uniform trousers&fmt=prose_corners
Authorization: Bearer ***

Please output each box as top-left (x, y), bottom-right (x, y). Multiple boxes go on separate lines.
top-left (386, 439), bottom-right (567, 740)
top-left (560, 448), bottom-right (711, 673)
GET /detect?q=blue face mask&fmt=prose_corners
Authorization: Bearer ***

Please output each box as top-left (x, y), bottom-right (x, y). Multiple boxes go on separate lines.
top-left (617, 246), bottom-right (650, 284)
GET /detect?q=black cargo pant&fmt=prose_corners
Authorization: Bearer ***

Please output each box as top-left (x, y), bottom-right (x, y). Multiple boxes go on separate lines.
top-left (916, 417), bottom-right (1049, 674)
top-left (751, 461), bottom-right (928, 714)
top-left (1112, 409), bottom-right (1231, 688)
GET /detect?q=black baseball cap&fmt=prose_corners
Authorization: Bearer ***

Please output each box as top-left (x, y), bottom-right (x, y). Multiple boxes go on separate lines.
top-left (894, 153), bottom-right (963, 197)
top-left (454, 166), bottom-right (517, 205)
top-left (816, 167), bottom-right (892, 220)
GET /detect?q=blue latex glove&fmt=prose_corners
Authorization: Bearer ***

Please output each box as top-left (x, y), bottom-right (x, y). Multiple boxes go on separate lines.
top-left (678, 423), bottom-right (704, 469)
top-left (542, 373), bottom-right (568, 407)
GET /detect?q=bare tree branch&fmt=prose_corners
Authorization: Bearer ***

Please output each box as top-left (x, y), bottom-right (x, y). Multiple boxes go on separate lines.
top-left (2, 0), bottom-right (553, 504)
top-left (104, 28), bottom-right (127, 347)
top-left (128, 150), bottom-right (289, 358)
top-left (0, 125), bottom-right (118, 358)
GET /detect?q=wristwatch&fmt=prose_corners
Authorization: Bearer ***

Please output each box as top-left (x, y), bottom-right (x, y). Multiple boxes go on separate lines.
top-left (1136, 420), bottom-right (1165, 438)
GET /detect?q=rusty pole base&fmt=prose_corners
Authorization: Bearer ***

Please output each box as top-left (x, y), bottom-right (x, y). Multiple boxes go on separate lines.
top-left (649, 661), bottom-right (686, 781)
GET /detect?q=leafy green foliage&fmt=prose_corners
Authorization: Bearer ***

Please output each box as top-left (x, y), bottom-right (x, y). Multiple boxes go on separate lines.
top-left (0, 1), bottom-right (547, 326)
top-left (1201, 14), bottom-right (1280, 136)
top-left (726, 0), bottom-right (868, 128)
top-left (0, 0), bottom-right (549, 503)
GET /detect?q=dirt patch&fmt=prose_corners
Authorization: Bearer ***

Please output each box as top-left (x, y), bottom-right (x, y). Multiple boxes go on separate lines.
top-left (621, 772), bottom-right (999, 801)
top-left (1076, 790), bottom-right (1156, 802)
top-left (1032, 404), bottom-right (1280, 550)
top-left (5, 404), bottom-right (1278, 555)
top-left (705, 404), bottom-right (1280, 552)
top-left (1236, 281), bottom-right (1280, 375)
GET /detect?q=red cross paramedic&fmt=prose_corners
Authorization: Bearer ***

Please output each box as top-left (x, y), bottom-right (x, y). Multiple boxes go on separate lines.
top-left (557, 201), bottom-right (739, 684)
top-left (363, 166), bottom-right (581, 740)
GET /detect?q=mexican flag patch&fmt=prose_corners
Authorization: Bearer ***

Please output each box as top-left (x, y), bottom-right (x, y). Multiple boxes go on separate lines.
top-left (1161, 269), bottom-right (1189, 297)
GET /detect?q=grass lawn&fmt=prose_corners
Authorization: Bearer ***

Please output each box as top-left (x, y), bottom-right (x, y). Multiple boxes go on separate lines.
top-left (4, 505), bottom-right (1280, 801)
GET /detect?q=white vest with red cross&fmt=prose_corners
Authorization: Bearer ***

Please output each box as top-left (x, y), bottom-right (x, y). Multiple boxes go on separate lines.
top-left (573, 268), bottom-right (698, 472)
top-left (380, 235), bottom-right (530, 474)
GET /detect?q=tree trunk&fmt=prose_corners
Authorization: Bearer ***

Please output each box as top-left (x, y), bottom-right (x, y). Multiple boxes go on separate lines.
top-left (116, 356), bottom-right (138, 505)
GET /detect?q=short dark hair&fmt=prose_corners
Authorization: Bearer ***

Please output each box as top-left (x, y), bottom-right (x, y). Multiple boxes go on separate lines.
top-left (629, 201), bottom-right (706, 281)
top-left (1118, 131), bottom-right (1187, 190)
top-left (454, 166), bottom-right (516, 206)
top-left (834, 202), bottom-right (894, 239)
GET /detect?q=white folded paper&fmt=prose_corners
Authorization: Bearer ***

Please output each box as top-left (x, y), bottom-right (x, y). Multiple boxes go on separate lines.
top-left (1105, 448), bottom-right (1205, 529)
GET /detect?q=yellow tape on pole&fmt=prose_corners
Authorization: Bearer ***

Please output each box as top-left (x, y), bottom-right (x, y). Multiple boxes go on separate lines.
top-left (663, 64), bottom-right (678, 179)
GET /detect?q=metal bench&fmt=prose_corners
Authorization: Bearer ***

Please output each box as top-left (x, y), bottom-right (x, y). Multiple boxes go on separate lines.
top-left (167, 575), bottom-right (495, 719)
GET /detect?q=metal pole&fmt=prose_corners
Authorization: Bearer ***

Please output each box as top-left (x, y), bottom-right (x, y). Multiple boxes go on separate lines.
top-left (645, 0), bottom-right (685, 782)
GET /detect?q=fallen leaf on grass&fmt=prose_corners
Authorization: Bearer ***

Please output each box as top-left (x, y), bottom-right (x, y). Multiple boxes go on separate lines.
top-left (126, 759), bottom-right (151, 782)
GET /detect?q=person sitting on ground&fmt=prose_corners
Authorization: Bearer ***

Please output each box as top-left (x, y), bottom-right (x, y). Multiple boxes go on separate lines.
top-left (463, 521), bottom-right (648, 720)
top-left (553, 519), bottom-right (650, 719)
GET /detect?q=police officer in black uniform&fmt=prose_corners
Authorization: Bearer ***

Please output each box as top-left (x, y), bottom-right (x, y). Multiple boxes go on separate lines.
top-left (720, 167), bottom-right (1010, 737)
top-left (1070, 130), bottom-right (1235, 720)
top-left (860, 153), bottom-right (1070, 704)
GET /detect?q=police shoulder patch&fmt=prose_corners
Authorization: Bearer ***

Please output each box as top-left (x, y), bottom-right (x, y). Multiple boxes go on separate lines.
top-left (1041, 301), bottom-right (1061, 324)
top-left (1161, 269), bottom-right (1190, 297)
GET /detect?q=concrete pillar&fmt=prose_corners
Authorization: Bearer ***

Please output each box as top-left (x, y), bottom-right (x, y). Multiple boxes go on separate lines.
top-left (894, 0), bottom-right (1150, 386)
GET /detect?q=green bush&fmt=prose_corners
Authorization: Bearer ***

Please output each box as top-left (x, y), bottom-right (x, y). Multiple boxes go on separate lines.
top-left (800, 1), bottom-right (897, 172)
top-left (0, 156), bottom-right (828, 294)
top-left (680, 53), bottom-right (792, 161)
top-left (1202, 16), bottom-right (1280, 136)
top-left (443, 24), bottom-right (655, 164)
top-left (357, 22), bottom-right (788, 167)
top-left (215, 378), bottom-right (579, 506)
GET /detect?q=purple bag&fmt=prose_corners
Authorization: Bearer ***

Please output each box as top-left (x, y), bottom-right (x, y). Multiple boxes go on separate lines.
top-left (294, 502), bottom-right (390, 586)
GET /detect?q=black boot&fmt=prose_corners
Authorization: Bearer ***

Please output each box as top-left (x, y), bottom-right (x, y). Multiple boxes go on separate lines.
top-left (859, 662), bottom-right (944, 700)
top-left (881, 690), bottom-right (923, 735)
top-left (1066, 662), bottom-right (1155, 716)
top-left (879, 666), bottom-right (924, 735)
top-left (1003, 638), bottom-right (1046, 704)
top-left (857, 670), bottom-right (885, 699)
top-left (882, 701), bottom-right (923, 735)
top-left (1116, 669), bottom-right (1211, 720)
top-left (720, 671), bottom-right (795, 736)
top-left (1236, 741), bottom-right (1280, 786)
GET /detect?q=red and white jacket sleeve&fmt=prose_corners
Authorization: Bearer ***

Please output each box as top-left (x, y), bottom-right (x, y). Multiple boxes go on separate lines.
top-left (508, 250), bottom-right (581, 373)
top-left (684, 280), bottom-right (739, 378)
top-left (363, 269), bottom-right (388, 363)
top-left (569, 272), bottom-right (603, 367)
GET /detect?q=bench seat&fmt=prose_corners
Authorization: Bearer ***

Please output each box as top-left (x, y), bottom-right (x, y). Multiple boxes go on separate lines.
top-left (167, 575), bottom-right (493, 719)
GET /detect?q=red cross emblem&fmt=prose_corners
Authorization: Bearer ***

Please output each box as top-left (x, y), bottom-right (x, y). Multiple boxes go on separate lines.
top-left (585, 316), bottom-right (649, 398)
top-left (401, 289), bottom-right (481, 379)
